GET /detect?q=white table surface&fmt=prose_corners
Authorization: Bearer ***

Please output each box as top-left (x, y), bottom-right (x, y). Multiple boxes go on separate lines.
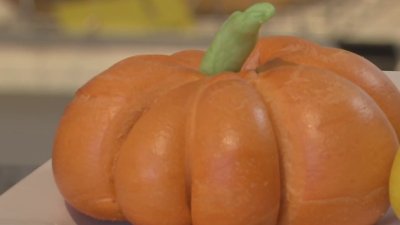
top-left (1, 71), bottom-right (399, 225)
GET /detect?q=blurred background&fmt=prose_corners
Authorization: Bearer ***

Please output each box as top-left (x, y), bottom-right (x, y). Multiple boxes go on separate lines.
top-left (0, 0), bottom-right (399, 194)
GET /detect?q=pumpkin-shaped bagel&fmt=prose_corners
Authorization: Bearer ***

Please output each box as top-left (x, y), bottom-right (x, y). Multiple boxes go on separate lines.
top-left (52, 3), bottom-right (400, 225)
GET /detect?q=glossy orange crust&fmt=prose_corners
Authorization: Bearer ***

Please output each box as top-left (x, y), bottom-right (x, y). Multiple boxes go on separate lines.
top-left (243, 36), bottom-right (400, 139)
top-left (53, 36), bottom-right (399, 225)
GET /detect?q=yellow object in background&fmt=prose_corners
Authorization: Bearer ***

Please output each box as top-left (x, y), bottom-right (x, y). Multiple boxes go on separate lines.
top-left (54, 0), bottom-right (194, 37)
top-left (195, 0), bottom-right (290, 14)
top-left (390, 149), bottom-right (400, 219)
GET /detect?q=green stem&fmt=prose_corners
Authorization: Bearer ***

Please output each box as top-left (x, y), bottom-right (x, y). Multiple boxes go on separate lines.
top-left (200, 2), bottom-right (275, 76)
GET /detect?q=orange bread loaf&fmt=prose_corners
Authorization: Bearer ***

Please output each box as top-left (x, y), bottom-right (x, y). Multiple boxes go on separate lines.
top-left (53, 3), bottom-right (400, 225)
top-left (53, 36), bottom-right (399, 225)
